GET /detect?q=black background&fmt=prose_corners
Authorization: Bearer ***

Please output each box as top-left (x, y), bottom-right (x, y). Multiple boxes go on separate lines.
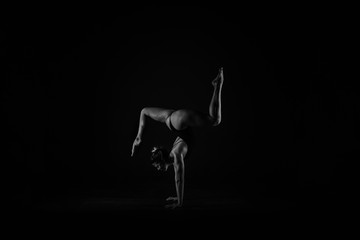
top-left (2, 4), bottom-right (356, 228)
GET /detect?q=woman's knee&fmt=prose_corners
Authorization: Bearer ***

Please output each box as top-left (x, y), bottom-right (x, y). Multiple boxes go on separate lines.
top-left (196, 114), bottom-right (217, 127)
top-left (212, 118), bottom-right (221, 126)
top-left (207, 115), bottom-right (221, 126)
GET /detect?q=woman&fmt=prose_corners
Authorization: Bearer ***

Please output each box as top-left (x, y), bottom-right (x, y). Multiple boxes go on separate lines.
top-left (131, 67), bottom-right (224, 209)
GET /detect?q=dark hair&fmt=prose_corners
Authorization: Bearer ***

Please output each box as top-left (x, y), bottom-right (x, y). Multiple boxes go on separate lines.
top-left (150, 146), bottom-right (169, 165)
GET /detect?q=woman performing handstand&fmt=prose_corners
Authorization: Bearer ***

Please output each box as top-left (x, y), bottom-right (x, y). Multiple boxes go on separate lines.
top-left (131, 67), bottom-right (224, 209)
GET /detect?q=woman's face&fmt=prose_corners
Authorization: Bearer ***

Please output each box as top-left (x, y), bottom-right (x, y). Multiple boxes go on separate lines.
top-left (152, 162), bottom-right (168, 171)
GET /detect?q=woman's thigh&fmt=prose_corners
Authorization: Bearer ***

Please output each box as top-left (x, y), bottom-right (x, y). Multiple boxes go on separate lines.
top-left (173, 109), bottom-right (213, 129)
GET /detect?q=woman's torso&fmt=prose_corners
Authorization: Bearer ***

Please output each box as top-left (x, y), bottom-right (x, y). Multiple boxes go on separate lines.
top-left (166, 110), bottom-right (193, 158)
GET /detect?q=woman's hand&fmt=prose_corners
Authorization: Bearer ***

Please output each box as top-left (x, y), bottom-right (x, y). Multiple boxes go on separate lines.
top-left (131, 136), bottom-right (142, 157)
top-left (166, 196), bottom-right (178, 202)
top-left (165, 196), bottom-right (181, 209)
top-left (165, 202), bottom-right (182, 209)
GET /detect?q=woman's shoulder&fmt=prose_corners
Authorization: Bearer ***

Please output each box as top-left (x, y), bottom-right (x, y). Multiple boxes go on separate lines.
top-left (171, 139), bottom-right (188, 157)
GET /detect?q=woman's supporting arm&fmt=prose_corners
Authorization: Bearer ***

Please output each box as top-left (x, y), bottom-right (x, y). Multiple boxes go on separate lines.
top-left (173, 154), bottom-right (185, 207)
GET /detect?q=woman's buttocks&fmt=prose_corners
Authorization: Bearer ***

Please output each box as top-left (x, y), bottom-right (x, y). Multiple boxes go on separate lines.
top-left (170, 109), bottom-right (191, 130)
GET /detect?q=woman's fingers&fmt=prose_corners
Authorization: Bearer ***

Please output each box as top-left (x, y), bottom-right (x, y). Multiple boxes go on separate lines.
top-left (165, 203), bottom-right (181, 209)
top-left (131, 141), bottom-right (138, 157)
top-left (166, 197), bottom-right (178, 201)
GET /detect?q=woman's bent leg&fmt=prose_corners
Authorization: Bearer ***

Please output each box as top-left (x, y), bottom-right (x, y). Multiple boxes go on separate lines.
top-left (183, 68), bottom-right (224, 128)
top-left (209, 67), bottom-right (224, 126)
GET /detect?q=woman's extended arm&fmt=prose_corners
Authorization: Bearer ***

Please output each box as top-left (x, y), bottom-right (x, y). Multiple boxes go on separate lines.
top-left (136, 107), bottom-right (173, 139)
top-left (135, 108), bottom-right (147, 140)
top-left (131, 107), bottom-right (174, 157)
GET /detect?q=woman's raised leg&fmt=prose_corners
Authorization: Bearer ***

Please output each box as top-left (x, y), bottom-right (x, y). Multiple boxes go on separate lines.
top-left (180, 68), bottom-right (224, 128)
top-left (208, 67), bottom-right (224, 126)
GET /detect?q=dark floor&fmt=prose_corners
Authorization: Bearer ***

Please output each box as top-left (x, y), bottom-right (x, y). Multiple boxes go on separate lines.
top-left (15, 192), bottom-right (343, 219)
top-left (5, 191), bottom-right (350, 237)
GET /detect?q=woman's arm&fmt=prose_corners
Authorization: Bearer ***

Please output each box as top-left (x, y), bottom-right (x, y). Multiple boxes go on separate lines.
top-left (132, 107), bottom-right (173, 157)
top-left (135, 108), bottom-right (147, 140)
top-left (167, 153), bottom-right (185, 208)
top-left (136, 107), bottom-right (174, 139)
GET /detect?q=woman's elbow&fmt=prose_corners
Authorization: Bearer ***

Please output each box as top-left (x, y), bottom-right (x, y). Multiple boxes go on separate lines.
top-left (141, 108), bottom-right (148, 115)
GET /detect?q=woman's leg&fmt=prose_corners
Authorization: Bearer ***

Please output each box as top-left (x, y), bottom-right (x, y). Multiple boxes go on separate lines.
top-left (176, 68), bottom-right (224, 128)
top-left (209, 67), bottom-right (224, 126)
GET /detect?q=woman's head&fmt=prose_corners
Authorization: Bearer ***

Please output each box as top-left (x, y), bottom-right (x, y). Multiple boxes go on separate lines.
top-left (151, 146), bottom-right (171, 171)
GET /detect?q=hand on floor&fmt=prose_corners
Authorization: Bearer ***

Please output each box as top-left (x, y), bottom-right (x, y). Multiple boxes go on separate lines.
top-left (165, 197), bottom-right (181, 209)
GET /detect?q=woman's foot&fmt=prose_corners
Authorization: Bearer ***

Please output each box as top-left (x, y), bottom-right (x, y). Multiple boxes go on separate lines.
top-left (212, 67), bottom-right (224, 87)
